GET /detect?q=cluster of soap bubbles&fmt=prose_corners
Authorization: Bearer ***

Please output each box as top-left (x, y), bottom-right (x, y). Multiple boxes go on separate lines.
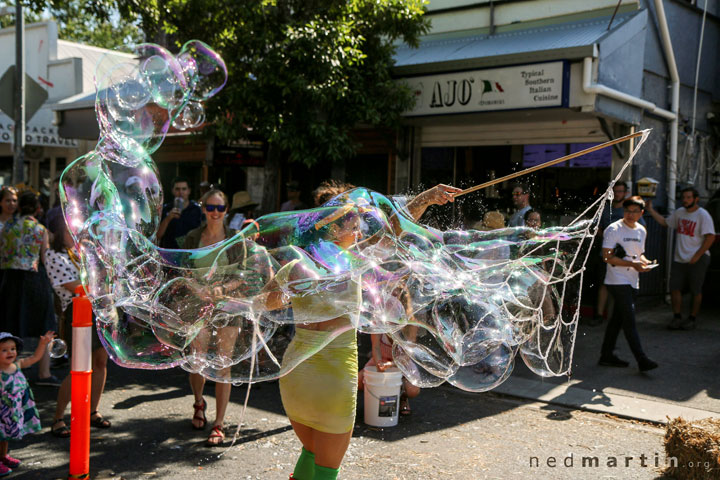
top-left (59, 40), bottom-right (650, 391)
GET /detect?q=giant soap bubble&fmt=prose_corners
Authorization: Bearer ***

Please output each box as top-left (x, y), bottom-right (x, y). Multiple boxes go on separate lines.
top-left (59, 40), bottom-right (650, 392)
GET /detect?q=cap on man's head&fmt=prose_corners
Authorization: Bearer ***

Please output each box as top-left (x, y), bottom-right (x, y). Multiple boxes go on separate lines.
top-left (0, 332), bottom-right (23, 351)
top-left (231, 191), bottom-right (258, 211)
top-left (286, 181), bottom-right (300, 191)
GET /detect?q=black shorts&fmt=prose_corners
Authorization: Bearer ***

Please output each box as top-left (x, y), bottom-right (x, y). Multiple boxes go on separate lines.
top-left (669, 256), bottom-right (711, 295)
top-left (62, 303), bottom-right (104, 353)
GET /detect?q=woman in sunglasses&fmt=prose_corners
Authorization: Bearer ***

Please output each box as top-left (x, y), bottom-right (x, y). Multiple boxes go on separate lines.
top-left (180, 189), bottom-right (238, 446)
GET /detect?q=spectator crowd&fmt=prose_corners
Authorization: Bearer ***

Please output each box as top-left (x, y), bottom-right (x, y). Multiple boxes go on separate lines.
top-left (0, 177), bottom-right (715, 478)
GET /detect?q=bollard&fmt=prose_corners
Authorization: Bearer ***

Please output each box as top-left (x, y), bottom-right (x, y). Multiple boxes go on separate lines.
top-left (69, 285), bottom-right (92, 480)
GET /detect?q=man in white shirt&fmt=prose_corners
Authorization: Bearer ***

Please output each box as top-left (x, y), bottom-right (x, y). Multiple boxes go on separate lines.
top-left (646, 187), bottom-right (716, 330)
top-left (508, 183), bottom-right (532, 227)
top-left (599, 196), bottom-right (658, 372)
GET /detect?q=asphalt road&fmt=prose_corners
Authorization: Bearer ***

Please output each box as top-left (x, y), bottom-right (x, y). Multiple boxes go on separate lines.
top-left (11, 363), bottom-right (678, 480)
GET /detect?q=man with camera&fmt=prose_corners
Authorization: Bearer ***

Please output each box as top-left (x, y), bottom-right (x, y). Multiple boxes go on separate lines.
top-left (157, 177), bottom-right (203, 249)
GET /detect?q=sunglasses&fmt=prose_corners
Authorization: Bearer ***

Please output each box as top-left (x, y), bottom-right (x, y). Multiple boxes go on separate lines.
top-left (204, 204), bottom-right (227, 212)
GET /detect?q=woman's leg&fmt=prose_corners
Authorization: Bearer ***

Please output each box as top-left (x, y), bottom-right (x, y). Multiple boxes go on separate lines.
top-left (189, 372), bottom-right (208, 430)
top-left (212, 382), bottom-right (232, 428)
top-left (206, 380), bottom-right (231, 445)
top-left (38, 350), bottom-right (52, 379)
top-left (189, 372), bottom-right (206, 402)
top-left (53, 375), bottom-right (71, 426)
top-left (0, 440), bottom-right (7, 457)
top-left (289, 420), bottom-right (318, 479)
top-left (90, 347), bottom-right (108, 414)
top-left (314, 429), bottom-right (353, 468)
top-left (403, 378), bottom-right (420, 399)
top-left (188, 328), bottom-right (212, 429)
top-left (289, 420), bottom-right (352, 470)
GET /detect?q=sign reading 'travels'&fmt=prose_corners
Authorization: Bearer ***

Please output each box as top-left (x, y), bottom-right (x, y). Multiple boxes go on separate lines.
top-left (402, 61), bottom-right (567, 117)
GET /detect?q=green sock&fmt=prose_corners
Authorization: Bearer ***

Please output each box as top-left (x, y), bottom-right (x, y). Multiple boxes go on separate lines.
top-left (293, 448), bottom-right (315, 480)
top-left (313, 464), bottom-right (340, 480)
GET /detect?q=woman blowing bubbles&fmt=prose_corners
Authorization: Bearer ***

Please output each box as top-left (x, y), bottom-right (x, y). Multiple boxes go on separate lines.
top-left (264, 184), bottom-right (459, 480)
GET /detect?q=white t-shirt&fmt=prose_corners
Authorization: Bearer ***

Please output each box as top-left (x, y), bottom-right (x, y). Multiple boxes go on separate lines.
top-left (602, 219), bottom-right (647, 289)
top-left (666, 207), bottom-right (715, 263)
top-left (45, 248), bottom-right (80, 312)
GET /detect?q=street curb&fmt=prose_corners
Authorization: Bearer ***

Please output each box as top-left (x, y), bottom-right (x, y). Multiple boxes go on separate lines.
top-left (492, 376), bottom-right (717, 425)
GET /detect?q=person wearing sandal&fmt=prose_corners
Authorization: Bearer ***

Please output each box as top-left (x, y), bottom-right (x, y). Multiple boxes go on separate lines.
top-left (45, 220), bottom-right (111, 437)
top-left (181, 190), bottom-right (239, 447)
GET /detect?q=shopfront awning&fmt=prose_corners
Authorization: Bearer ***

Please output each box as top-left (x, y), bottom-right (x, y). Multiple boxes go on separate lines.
top-left (393, 10), bottom-right (647, 76)
top-left (47, 90), bottom-right (99, 140)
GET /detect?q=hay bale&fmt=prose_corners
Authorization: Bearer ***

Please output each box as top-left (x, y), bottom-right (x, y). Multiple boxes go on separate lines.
top-left (664, 417), bottom-right (720, 479)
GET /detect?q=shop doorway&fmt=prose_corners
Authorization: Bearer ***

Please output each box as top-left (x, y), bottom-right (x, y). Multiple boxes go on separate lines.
top-left (420, 145), bottom-right (612, 229)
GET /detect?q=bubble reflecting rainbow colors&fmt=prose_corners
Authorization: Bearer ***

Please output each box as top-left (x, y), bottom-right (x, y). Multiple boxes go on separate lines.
top-left (59, 41), bottom-right (650, 391)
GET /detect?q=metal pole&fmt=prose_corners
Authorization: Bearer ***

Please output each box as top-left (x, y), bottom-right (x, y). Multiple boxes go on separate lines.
top-left (12, 2), bottom-right (25, 185)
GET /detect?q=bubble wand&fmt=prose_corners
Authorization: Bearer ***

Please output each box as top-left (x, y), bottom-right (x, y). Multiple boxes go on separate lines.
top-left (453, 130), bottom-right (647, 198)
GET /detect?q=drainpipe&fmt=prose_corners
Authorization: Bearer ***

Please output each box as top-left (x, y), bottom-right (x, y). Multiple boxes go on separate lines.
top-left (653, 0), bottom-right (680, 211)
top-left (582, 56), bottom-right (675, 120)
top-left (653, 0), bottom-right (681, 298)
top-left (581, 52), bottom-right (678, 296)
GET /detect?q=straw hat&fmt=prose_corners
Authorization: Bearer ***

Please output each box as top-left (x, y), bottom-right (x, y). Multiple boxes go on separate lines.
top-left (482, 211), bottom-right (506, 230)
top-left (231, 191), bottom-right (258, 210)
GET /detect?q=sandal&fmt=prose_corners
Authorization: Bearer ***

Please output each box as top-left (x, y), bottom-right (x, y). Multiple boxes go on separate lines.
top-left (90, 411), bottom-right (112, 429)
top-left (51, 419), bottom-right (71, 438)
top-left (399, 395), bottom-right (412, 416)
top-left (206, 425), bottom-right (225, 447)
top-left (192, 399), bottom-right (207, 430)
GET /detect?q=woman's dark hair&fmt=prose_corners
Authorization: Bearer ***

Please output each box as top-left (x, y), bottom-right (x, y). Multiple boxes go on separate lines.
top-left (18, 191), bottom-right (39, 216)
top-left (0, 186), bottom-right (17, 202)
top-left (312, 180), bottom-right (355, 207)
top-left (51, 217), bottom-right (68, 252)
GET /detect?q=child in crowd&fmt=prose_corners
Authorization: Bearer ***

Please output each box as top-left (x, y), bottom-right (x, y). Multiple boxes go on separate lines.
top-left (0, 331), bottom-right (55, 476)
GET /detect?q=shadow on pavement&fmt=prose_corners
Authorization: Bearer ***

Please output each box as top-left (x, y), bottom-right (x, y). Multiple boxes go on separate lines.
top-left (510, 299), bottom-right (720, 413)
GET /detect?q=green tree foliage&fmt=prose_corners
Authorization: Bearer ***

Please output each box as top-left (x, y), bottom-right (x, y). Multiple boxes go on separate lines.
top-left (49, 3), bottom-right (142, 50)
top-left (14, 0), bottom-right (429, 166)
top-left (128, 0), bottom-right (430, 165)
top-left (5, 0), bottom-right (142, 51)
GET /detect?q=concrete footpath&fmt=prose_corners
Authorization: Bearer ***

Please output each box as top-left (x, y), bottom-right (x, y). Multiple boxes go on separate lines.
top-left (499, 299), bottom-right (720, 424)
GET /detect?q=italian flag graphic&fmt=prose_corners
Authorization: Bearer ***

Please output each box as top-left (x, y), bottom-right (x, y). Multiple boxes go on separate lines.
top-left (481, 80), bottom-right (504, 94)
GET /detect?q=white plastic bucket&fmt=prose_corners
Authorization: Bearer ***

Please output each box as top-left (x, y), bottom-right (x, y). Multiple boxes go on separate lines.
top-left (363, 365), bottom-right (403, 427)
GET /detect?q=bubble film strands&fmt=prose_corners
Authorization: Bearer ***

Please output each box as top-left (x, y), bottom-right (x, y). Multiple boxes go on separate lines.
top-left (59, 39), bottom-right (650, 392)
